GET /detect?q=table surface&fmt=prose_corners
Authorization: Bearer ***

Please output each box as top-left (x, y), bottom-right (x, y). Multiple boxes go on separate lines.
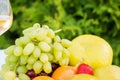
top-left (0, 50), bottom-right (6, 70)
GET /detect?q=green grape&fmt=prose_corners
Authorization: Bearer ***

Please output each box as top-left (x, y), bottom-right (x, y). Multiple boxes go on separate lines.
top-left (42, 25), bottom-right (49, 33)
top-left (43, 37), bottom-right (52, 44)
top-left (35, 27), bottom-right (48, 41)
top-left (9, 63), bottom-right (17, 70)
top-left (47, 53), bottom-right (54, 61)
top-left (15, 39), bottom-right (23, 46)
top-left (6, 55), bottom-right (19, 63)
top-left (59, 58), bottom-right (69, 66)
top-left (54, 35), bottom-right (61, 42)
top-left (23, 42), bottom-right (35, 55)
top-left (19, 36), bottom-right (31, 46)
top-left (35, 32), bottom-right (46, 41)
top-left (61, 39), bottom-right (72, 48)
top-left (27, 55), bottom-right (36, 64)
top-left (54, 51), bottom-right (62, 61)
top-left (20, 55), bottom-right (28, 65)
top-left (39, 53), bottom-right (49, 63)
top-left (26, 64), bottom-right (33, 70)
top-left (14, 46), bottom-right (23, 56)
top-left (17, 66), bottom-right (27, 74)
top-left (15, 36), bottom-right (31, 47)
top-left (23, 26), bottom-right (36, 36)
top-left (53, 42), bottom-right (63, 51)
top-left (4, 71), bottom-right (16, 80)
top-left (2, 23), bottom-right (72, 79)
top-left (18, 74), bottom-right (30, 80)
top-left (42, 24), bottom-right (49, 29)
top-left (5, 56), bottom-right (9, 64)
top-left (33, 23), bottom-right (41, 28)
top-left (0, 66), bottom-right (11, 79)
top-left (52, 58), bottom-right (58, 63)
top-left (4, 45), bottom-right (16, 55)
top-left (43, 61), bottom-right (52, 73)
top-left (38, 42), bottom-right (51, 52)
top-left (47, 29), bottom-right (55, 38)
top-left (0, 70), bottom-right (6, 79)
top-left (33, 61), bottom-right (42, 74)
top-left (23, 27), bottom-right (33, 35)
top-left (41, 27), bottom-right (48, 35)
top-left (15, 77), bottom-right (19, 80)
top-left (29, 29), bottom-right (38, 40)
top-left (62, 48), bottom-right (70, 58)
top-left (33, 46), bottom-right (41, 58)
top-left (1, 64), bottom-right (10, 71)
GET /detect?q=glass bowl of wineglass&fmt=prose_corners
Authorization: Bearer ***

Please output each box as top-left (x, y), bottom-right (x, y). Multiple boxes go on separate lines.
top-left (0, 0), bottom-right (12, 79)
top-left (0, 0), bottom-right (13, 35)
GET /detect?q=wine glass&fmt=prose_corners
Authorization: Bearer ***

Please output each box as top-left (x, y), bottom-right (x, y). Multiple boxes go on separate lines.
top-left (0, 0), bottom-right (13, 35)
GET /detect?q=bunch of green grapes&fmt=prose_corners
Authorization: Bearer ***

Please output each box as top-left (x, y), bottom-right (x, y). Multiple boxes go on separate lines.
top-left (0, 23), bottom-right (71, 80)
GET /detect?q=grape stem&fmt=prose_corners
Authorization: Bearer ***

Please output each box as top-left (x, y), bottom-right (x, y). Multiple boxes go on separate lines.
top-left (54, 29), bottom-right (62, 33)
top-left (75, 58), bottom-right (84, 68)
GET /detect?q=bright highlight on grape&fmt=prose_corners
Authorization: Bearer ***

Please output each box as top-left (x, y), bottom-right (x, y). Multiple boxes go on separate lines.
top-left (0, 23), bottom-right (71, 80)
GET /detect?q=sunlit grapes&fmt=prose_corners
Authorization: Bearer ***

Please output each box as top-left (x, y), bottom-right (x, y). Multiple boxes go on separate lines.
top-left (1, 23), bottom-right (71, 79)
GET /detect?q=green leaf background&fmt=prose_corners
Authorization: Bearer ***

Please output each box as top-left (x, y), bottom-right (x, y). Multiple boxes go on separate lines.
top-left (0, 0), bottom-right (120, 66)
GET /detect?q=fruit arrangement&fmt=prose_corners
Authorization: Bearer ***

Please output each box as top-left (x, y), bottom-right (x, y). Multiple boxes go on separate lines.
top-left (0, 23), bottom-right (120, 80)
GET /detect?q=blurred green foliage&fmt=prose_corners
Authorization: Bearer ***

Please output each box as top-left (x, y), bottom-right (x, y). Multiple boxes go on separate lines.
top-left (0, 0), bottom-right (120, 66)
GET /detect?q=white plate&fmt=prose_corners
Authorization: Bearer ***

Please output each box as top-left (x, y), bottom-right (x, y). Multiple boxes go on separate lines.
top-left (0, 50), bottom-right (6, 70)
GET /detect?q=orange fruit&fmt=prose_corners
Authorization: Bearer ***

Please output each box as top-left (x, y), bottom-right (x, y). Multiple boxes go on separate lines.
top-left (68, 34), bottom-right (113, 69)
top-left (33, 76), bottom-right (54, 80)
top-left (52, 66), bottom-right (76, 80)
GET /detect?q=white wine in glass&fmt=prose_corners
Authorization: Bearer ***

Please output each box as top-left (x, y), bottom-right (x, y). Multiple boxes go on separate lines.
top-left (0, 0), bottom-right (13, 35)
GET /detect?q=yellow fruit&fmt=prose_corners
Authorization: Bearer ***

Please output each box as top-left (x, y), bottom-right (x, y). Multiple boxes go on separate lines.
top-left (33, 76), bottom-right (54, 80)
top-left (68, 74), bottom-right (98, 80)
top-left (95, 65), bottom-right (120, 80)
top-left (68, 34), bottom-right (113, 69)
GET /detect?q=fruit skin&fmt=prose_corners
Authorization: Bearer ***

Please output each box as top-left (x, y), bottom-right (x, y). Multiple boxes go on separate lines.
top-left (26, 70), bottom-right (37, 79)
top-left (52, 66), bottom-right (76, 80)
top-left (3, 71), bottom-right (16, 80)
top-left (68, 34), bottom-right (113, 69)
top-left (77, 63), bottom-right (93, 75)
top-left (33, 76), bottom-right (54, 80)
top-left (94, 65), bottom-right (120, 80)
top-left (68, 74), bottom-right (98, 80)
